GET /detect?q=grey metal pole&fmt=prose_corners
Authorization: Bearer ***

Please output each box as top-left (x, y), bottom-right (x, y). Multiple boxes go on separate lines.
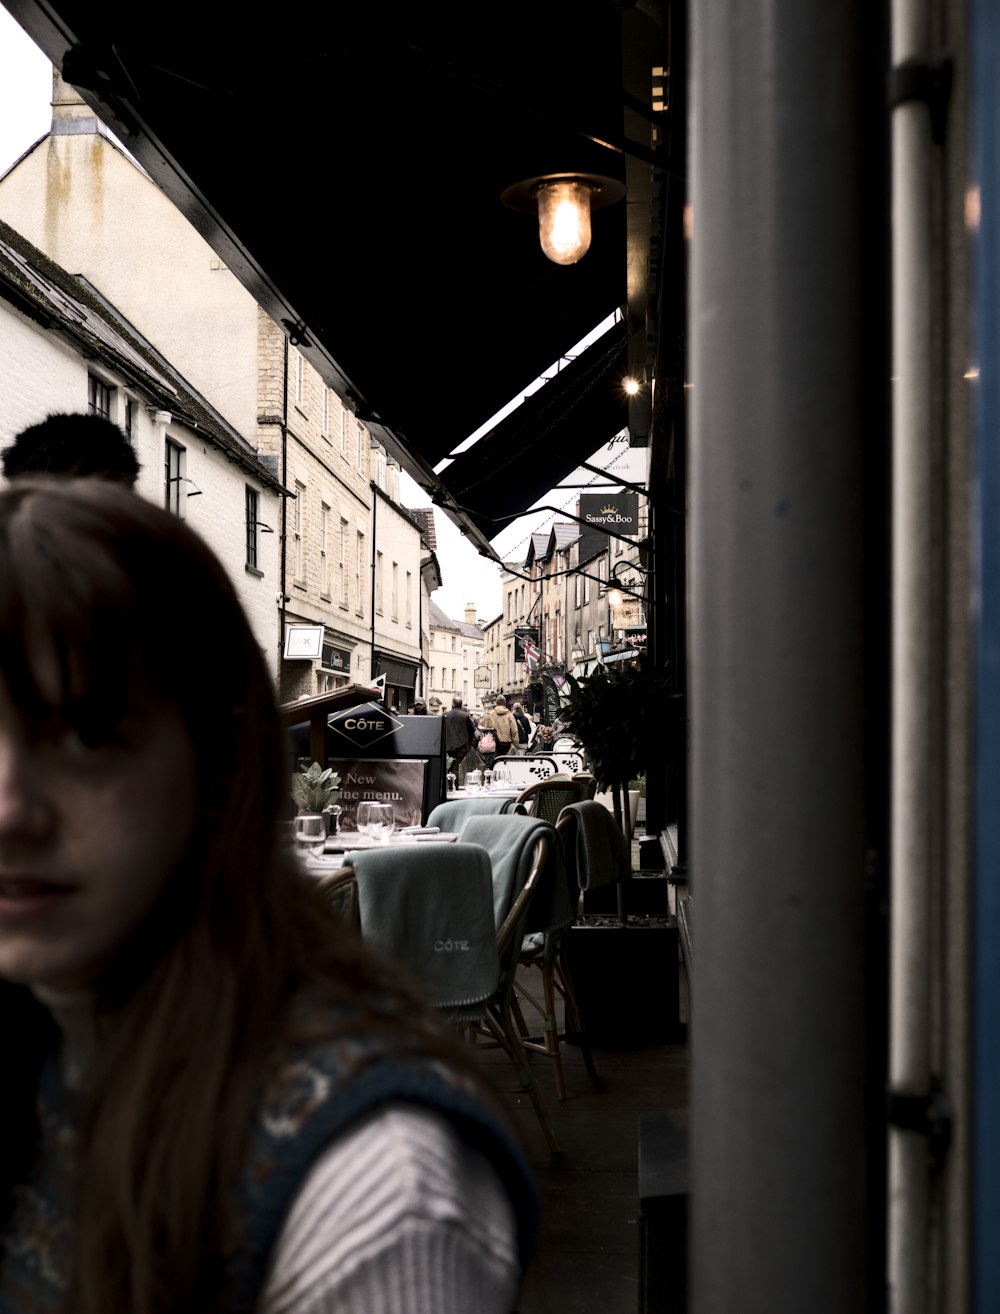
top-left (689, 3), bottom-right (869, 1311)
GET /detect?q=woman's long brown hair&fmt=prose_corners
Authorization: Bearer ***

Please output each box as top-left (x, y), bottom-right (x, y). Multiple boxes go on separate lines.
top-left (0, 479), bottom-right (485, 1314)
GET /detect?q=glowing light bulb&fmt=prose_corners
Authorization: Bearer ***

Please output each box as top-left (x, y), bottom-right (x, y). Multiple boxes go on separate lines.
top-left (623, 376), bottom-right (641, 396)
top-left (535, 179), bottom-right (594, 265)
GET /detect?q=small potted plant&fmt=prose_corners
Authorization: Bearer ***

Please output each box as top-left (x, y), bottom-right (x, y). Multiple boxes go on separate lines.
top-left (291, 762), bottom-right (341, 832)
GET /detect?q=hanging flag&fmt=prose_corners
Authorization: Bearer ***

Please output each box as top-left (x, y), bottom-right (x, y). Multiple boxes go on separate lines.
top-left (523, 637), bottom-right (540, 671)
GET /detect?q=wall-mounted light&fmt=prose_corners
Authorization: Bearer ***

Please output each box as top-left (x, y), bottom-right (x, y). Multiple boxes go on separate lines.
top-left (607, 558), bottom-right (650, 608)
top-left (501, 172), bottom-right (625, 266)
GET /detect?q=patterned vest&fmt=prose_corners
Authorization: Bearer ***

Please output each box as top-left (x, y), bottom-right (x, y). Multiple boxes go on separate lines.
top-left (0, 1037), bottom-right (538, 1314)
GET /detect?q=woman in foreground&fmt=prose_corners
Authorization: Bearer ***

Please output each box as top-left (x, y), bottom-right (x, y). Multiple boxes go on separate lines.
top-left (0, 479), bottom-right (535, 1314)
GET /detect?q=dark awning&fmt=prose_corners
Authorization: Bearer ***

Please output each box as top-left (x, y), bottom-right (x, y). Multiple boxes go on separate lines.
top-left (435, 319), bottom-right (629, 540)
top-left (4, 0), bottom-right (646, 554)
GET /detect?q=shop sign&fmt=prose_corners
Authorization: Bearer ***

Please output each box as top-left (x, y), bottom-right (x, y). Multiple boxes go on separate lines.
top-left (283, 625), bottom-right (323, 659)
top-left (327, 700), bottom-right (403, 749)
top-left (321, 643), bottom-right (351, 672)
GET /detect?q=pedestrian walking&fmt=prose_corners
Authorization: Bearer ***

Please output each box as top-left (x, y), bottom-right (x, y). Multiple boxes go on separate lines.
top-left (510, 702), bottom-right (532, 756)
top-left (444, 695), bottom-right (477, 783)
top-left (478, 696), bottom-right (517, 760)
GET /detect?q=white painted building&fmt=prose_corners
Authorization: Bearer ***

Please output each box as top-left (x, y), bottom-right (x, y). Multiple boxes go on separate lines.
top-left (0, 218), bottom-right (283, 666)
top-left (427, 601), bottom-right (488, 713)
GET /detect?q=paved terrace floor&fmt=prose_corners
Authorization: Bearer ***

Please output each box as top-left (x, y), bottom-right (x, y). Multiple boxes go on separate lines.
top-left (469, 816), bottom-right (690, 1314)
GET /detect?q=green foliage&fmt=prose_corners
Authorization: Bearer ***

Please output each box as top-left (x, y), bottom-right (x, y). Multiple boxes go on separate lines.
top-left (291, 762), bottom-right (341, 813)
top-left (560, 653), bottom-right (671, 791)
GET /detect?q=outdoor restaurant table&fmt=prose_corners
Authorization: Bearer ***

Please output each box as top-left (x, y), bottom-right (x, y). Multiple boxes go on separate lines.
top-left (317, 830), bottom-right (459, 855)
top-left (446, 787), bottom-right (521, 802)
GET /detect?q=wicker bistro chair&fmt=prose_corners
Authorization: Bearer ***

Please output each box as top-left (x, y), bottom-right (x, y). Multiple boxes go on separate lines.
top-left (311, 864), bottom-right (361, 932)
top-left (515, 800), bottom-right (634, 1096)
top-left (513, 775), bottom-right (590, 824)
top-left (459, 815), bottom-right (580, 1107)
top-left (341, 835), bottom-right (563, 1157)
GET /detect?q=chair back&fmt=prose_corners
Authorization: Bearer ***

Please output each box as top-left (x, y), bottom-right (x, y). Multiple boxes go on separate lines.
top-left (514, 775), bottom-right (589, 823)
top-left (312, 865), bottom-right (361, 931)
top-left (497, 755), bottom-right (561, 787)
top-left (555, 799), bottom-right (632, 893)
top-left (426, 796), bottom-right (521, 831)
top-left (572, 772), bottom-right (598, 800)
top-left (459, 815), bottom-right (573, 945)
top-left (344, 842), bottom-right (499, 1015)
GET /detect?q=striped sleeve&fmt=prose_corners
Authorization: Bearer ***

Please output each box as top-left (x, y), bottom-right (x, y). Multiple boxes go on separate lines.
top-left (256, 1103), bottom-right (521, 1314)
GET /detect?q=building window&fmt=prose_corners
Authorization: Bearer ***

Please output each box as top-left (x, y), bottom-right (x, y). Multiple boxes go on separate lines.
top-left (430, 666), bottom-right (436, 687)
top-left (340, 518), bottom-right (348, 605)
top-left (375, 550), bottom-right (384, 614)
top-left (88, 374), bottom-right (113, 420)
top-left (391, 561), bottom-right (399, 621)
top-left (245, 486), bottom-right (260, 570)
top-left (320, 503), bottom-right (330, 596)
top-left (294, 349), bottom-right (304, 406)
top-left (340, 408), bottom-right (348, 456)
top-left (124, 397), bottom-right (137, 440)
top-left (376, 450), bottom-right (386, 490)
top-left (583, 572), bottom-right (590, 605)
top-left (293, 482), bottom-right (305, 584)
top-left (356, 531), bottom-right (365, 618)
top-left (322, 388), bottom-right (330, 436)
top-left (451, 635), bottom-right (456, 652)
top-left (164, 439), bottom-right (185, 514)
top-left (405, 570), bottom-right (412, 626)
top-left (356, 421), bottom-right (365, 472)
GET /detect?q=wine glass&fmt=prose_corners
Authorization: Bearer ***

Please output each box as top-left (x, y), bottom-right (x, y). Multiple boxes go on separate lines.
top-left (371, 802), bottom-right (395, 843)
top-left (293, 812), bottom-right (327, 858)
top-left (356, 800), bottom-right (376, 838)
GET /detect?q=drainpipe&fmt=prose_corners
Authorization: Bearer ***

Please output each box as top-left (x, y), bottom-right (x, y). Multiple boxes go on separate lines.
top-left (690, 2), bottom-right (868, 1311)
top-left (888, 0), bottom-right (937, 1307)
top-left (369, 485), bottom-right (378, 680)
top-left (279, 337), bottom-right (289, 679)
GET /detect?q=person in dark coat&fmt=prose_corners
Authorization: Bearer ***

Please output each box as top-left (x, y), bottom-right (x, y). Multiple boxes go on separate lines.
top-left (444, 696), bottom-right (477, 782)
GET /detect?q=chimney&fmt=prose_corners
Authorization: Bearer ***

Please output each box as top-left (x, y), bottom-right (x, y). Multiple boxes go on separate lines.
top-left (464, 604), bottom-right (478, 625)
top-left (51, 66), bottom-right (100, 133)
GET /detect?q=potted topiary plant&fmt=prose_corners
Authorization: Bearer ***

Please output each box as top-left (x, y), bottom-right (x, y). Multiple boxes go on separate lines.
top-left (559, 651), bottom-right (669, 841)
top-left (558, 653), bottom-right (683, 1045)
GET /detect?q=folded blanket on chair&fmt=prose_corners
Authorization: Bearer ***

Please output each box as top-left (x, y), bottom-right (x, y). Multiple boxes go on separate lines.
top-left (556, 800), bottom-right (631, 891)
top-left (346, 842), bottom-right (499, 1012)
top-left (426, 797), bottom-right (520, 832)
top-left (459, 815), bottom-right (573, 935)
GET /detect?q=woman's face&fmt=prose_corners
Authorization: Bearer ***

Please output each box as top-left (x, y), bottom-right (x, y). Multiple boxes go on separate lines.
top-left (0, 682), bottom-right (200, 992)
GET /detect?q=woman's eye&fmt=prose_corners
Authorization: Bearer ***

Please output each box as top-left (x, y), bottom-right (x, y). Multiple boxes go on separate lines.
top-left (38, 715), bottom-right (127, 754)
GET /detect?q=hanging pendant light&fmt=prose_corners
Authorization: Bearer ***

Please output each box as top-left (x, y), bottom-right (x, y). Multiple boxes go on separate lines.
top-left (502, 171), bottom-right (625, 266)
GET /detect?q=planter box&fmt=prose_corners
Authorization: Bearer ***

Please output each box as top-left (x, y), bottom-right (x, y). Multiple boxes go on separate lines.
top-left (582, 873), bottom-right (672, 917)
top-left (565, 916), bottom-right (685, 1047)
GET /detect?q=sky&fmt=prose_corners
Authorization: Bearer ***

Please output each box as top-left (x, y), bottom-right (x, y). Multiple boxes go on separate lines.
top-left (0, 7), bottom-right (641, 625)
